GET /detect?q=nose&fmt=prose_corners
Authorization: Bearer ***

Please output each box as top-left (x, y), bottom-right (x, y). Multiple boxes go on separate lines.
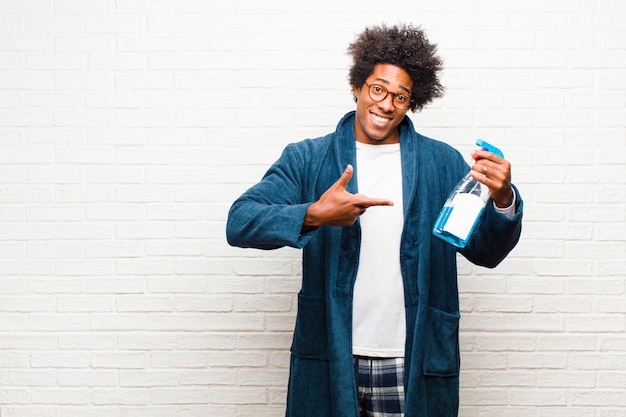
top-left (378, 93), bottom-right (395, 112)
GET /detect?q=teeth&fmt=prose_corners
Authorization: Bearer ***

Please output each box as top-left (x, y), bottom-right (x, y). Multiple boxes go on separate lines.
top-left (373, 114), bottom-right (390, 122)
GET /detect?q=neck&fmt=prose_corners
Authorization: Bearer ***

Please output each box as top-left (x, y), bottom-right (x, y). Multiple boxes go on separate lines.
top-left (355, 130), bottom-right (400, 145)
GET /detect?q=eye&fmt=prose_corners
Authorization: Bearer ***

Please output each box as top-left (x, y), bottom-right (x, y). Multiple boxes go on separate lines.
top-left (372, 85), bottom-right (384, 94)
top-left (395, 94), bottom-right (409, 103)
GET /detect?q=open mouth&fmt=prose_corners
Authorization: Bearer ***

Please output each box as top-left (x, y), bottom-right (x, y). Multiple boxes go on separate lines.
top-left (371, 113), bottom-right (392, 124)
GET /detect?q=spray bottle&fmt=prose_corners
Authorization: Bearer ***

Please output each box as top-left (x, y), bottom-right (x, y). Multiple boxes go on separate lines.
top-left (432, 139), bottom-right (504, 248)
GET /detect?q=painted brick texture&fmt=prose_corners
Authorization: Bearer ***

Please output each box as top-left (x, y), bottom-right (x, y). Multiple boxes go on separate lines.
top-left (0, 1), bottom-right (625, 416)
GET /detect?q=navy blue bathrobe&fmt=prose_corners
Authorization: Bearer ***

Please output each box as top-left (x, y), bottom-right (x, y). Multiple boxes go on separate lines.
top-left (226, 111), bottom-right (523, 417)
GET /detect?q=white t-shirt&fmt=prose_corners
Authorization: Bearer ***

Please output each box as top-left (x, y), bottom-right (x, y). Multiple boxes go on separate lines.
top-left (352, 142), bottom-right (406, 357)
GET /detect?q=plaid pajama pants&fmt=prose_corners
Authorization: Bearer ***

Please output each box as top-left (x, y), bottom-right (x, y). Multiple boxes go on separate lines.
top-left (354, 356), bottom-right (405, 417)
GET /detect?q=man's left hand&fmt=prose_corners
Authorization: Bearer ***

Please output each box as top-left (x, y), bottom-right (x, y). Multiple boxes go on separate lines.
top-left (469, 149), bottom-right (514, 208)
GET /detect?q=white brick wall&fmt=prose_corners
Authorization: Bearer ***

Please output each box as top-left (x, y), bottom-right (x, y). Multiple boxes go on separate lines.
top-left (0, 1), bottom-right (624, 416)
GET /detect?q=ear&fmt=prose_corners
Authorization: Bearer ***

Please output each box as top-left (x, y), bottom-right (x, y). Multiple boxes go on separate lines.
top-left (352, 85), bottom-right (360, 102)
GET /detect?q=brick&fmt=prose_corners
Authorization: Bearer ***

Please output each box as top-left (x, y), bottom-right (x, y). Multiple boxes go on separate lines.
top-left (537, 370), bottom-right (595, 388)
top-left (0, 388), bottom-right (31, 405)
top-left (26, 16), bottom-right (82, 32)
top-left (597, 372), bottom-right (626, 389)
top-left (25, 51), bottom-right (88, 70)
top-left (90, 353), bottom-right (148, 369)
top-left (116, 259), bottom-right (174, 275)
top-left (0, 334), bottom-right (57, 350)
top-left (85, 204), bottom-right (146, 221)
top-left (55, 186), bottom-right (113, 203)
top-left (58, 370), bottom-right (118, 387)
top-left (29, 313), bottom-right (90, 331)
top-left (0, 407), bottom-right (59, 417)
top-left (0, 240), bottom-right (26, 257)
top-left (28, 278), bottom-right (85, 294)
top-left (565, 315), bottom-right (626, 333)
top-left (55, 223), bottom-right (113, 239)
top-left (26, 205), bottom-right (84, 221)
top-left (27, 127), bottom-right (85, 144)
top-left (61, 408), bottom-right (121, 417)
top-left (0, 314), bottom-right (27, 331)
top-left (116, 333), bottom-right (176, 350)
top-left (173, 296), bottom-right (233, 312)
top-left (508, 353), bottom-right (568, 370)
top-left (0, 353), bottom-right (30, 370)
top-left (57, 296), bottom-right (114, 312)
top-left (54, 72), bottom-right (113, 90)
top-left (0, 89), bottom-right (25, 105)
top-left (0, 0), bottom-right (51, 14)
top-left (509, 389), bottom-right (567, 406)
top-left (571, 353), bottom-right (626, 371)
top-left (570, 390), bottom-right (626, 407)
top-left (119, 370), bottom-right (180, 387)
top-left (0, 277), bottom-right (25, 294)
top-left (55, 0), bottom-right (115, 15)
top-left (533, 295), bottom-right (593, 313)
top-left (150, 352), bottom-right (208, 368)
top-left (0, 296), bottom-right (55, 312)
top-left (173, 333), bottom-right (238, 350)
top-left (86, 241), bottom-right (145, 258)
top-left (233, 295), bottom-right (292, 313)
top-left (568, 278), bottom-right (624, 295)
top-left (0, 186), bottom-right (54, 204)
top-left (56, 260), bottom-right (114, 276)
top-left (0, 260), bottom-right (53, 276)
top-left (0, 72), bottom-right (53, 89)
top-left (477, 370), bottom-right (535, 387)
top-left (148, 313), bottom-right (264, 331)
top-left (0, 15), bottom-right (25, 32)
top-left (58, 333), bottom-right (117, 350)
top-left (145, 240), bottom-right (205, 256)
top-left (0, 109), bottom-right (53, 127)
top-left (179, 368), bottom-right (239, 386)
top-left (30, 353), bottom-right (90, 368)
top-left (209, 387), bottom-right (266, 405)
top-left (147, 276), bottom-right (207, 293)
top-left (150, 388), bottom-right (210, 405)
top-left (91, 389), bottom-right (150, 405)
top-left (459, 389), bottom-right (509, 406)
top-left (84, 16), bottom-right (147, 33)
top-left (238, 369), bottom-right (289, 386)
top-left (90, 314), bottom-right (148, 331)
top-left (473, 334), bottom-right (537, 352)
top-left (115, 72), bottom-right (174, 90)
top-left (472, 295), bottom-right (533, 313)
top-left (116, 296), bottom-right (173, 312)
top-left (115, 223), bottom-right (174, 239)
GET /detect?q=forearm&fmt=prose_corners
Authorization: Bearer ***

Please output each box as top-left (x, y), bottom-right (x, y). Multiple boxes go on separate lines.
top-left (226, 199), bottom-right (312, 250)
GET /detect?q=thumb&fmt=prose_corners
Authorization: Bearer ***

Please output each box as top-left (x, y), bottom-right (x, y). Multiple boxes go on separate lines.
top-left (334, 164), bottom-right (353, 190)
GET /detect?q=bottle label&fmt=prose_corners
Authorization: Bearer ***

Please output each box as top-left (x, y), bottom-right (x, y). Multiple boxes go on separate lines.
top-left (442, 193), bottom-right (485, 240)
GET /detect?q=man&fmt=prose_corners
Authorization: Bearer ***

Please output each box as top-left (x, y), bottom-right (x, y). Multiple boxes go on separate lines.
top-left (226, 23), bottom-right (522, 417)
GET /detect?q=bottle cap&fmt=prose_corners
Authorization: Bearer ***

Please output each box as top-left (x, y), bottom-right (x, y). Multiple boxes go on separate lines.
top-left (475, 139), bottom-right (504, 158)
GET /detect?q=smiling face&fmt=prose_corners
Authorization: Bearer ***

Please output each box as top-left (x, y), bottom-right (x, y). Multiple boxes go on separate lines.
top-left (353, 63), bottom-right (414, 145)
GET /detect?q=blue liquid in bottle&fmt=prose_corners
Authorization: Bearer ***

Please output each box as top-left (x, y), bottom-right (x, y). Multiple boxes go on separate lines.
top-left (433, 139), bottom-right (504, 248)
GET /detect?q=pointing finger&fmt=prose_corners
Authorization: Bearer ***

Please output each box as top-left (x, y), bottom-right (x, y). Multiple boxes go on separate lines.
top-left (360, 198), bottom-right (394, 208)
top-left (334, 164), bottom-right (354, 190)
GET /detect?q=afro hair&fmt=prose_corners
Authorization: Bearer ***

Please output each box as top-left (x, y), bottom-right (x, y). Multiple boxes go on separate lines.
top-left (347, 23), bottom-right (445, 112)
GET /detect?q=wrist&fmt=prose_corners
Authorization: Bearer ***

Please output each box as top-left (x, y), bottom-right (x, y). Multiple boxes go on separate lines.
top-left (302, 202), bottom-right (321, 231)
top-left (493, 188), bottom-right (516, 209)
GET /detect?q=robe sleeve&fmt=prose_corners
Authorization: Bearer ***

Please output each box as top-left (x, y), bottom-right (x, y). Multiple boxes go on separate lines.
top-left (226, 143), bottom-right (316, 250)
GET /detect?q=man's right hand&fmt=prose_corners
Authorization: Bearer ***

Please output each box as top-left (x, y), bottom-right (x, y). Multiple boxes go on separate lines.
top-left (301, 164), bottom-right (394, 232)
